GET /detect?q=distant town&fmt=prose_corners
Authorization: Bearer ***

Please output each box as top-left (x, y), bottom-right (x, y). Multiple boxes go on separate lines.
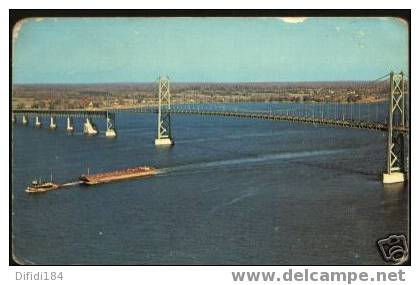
top-left (12, 81), bottom-right (392, 110)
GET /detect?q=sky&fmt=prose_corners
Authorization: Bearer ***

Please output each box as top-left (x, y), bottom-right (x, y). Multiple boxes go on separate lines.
top-left (12, 17), bottom-right (409, 83)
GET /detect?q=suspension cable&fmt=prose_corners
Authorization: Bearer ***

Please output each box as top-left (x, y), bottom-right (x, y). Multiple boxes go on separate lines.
top-left (371, 73), bottom-right (390, 83)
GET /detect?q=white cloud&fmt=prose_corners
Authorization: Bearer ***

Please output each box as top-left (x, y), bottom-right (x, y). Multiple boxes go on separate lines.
top-left (278, 17), bottom-right (308, 24)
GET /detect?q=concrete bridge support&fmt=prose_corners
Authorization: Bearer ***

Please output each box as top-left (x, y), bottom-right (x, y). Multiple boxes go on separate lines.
top-left (66, 116), bottom-right (74, 132)
top-left (83, 117), bottom-right (98, 135)
top-left (105, 112), bottom-right (116, 137)
top-left (22, 115), bottom-right (28, 125)
top-left (35, 116), bottom-right (42, 127)
top-left (12, 114), bottom-right (16, 123)
top-left (383, 72), bottom-right (406, 184)
top-left (155, 76), bottom-right (174, 146)
top-left (50, 116), bottom-right (57, 129)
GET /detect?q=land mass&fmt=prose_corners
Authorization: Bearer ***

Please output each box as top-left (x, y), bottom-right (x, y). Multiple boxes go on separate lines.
top-left (12, 81), bottom-right (392, 110)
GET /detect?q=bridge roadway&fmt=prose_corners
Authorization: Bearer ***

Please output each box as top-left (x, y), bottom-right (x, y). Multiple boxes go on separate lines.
top-left (12, 108), bottom-right (408, 134)
top-left (110, 107), bottom-right (409, 134)
top-left (12, 109), bottom-right (113, 119)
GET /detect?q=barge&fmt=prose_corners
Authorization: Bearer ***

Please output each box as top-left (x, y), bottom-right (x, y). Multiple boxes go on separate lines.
top-left (79, 166), bottom-right (156, 185)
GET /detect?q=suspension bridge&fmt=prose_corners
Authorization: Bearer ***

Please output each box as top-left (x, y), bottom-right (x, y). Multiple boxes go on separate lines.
top-left (11, 72), bottom-right (409, 184)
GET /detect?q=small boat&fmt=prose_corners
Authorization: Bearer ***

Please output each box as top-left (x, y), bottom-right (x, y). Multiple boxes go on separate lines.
top-left (26, 180), bottom-right (60, 193)
top-left (25, 172), bottom-right (60, 193)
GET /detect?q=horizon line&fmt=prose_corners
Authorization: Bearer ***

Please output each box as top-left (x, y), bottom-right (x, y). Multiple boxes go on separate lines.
top-left (12, 79), bottom-right (394, 85)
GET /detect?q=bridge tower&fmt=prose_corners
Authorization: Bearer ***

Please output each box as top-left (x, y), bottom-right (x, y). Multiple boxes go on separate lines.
top-left (154, 76), bottom-right (174, 146)
top-left (383, 72), bottom-right (407, 184)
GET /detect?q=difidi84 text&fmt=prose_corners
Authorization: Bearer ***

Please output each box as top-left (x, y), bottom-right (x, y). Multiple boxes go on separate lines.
top-left (16, 271), bottom-right (63, 281)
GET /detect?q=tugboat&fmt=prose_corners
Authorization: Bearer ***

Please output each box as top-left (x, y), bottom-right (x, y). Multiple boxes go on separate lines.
top-left (26, 172), bottom-right (60, 193)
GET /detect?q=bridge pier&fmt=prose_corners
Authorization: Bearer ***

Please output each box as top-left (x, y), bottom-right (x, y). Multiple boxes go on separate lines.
top-left (35, 116), bottom-right (42, 127)
top-left (49, 116), bottom-right (57, 129)
top-left (22, 115), bottom-right (28, 125)
top-left (383, 72), bottom-right (406, 184)
top-left (155, 137), bottom-right (174, 145)
top-left (12, 114), bottom-right (16, 124)
top-left (155, 76), bottom-right (174, 146)
top-left (383, 172), bottom-right (405, 184)
top-left (66, 116), bottom-right (74, 132)
top-left (83, 117), bottom-right (98, 135)
top-left (105, 111), bottom-right (116, 137)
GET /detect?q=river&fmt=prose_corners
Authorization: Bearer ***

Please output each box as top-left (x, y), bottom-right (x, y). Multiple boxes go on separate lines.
top-left (11, 102), bottom-right (409, 265)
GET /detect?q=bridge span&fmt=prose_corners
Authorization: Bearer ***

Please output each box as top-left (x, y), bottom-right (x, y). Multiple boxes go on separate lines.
top-left (112, 107), bottom-right (408, 134)
top-left (12, 109), bottom-right (116, 137)
top-left (11, 72), bottom-right (409, 184)
top-left (12, 106), bottom-right (409, 135)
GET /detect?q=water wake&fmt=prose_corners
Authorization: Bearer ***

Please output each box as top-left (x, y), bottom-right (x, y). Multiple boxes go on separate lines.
top-left (61, 181), bottom-right (82, 187)
top-left (157, 149), bottom-right (343, 175)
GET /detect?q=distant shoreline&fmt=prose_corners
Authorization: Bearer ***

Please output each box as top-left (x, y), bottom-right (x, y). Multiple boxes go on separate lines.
top-left (12, 98), bottom-right (388, 113)
top-left (12, 80), bottom-right (394, 110)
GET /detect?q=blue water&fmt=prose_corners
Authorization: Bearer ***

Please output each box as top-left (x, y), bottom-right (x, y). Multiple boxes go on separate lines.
top-left (11, 103), bottom-right (408, 265)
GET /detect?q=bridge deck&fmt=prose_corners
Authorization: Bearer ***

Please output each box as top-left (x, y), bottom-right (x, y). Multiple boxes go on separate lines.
top-left (110, 108), bottom-right (409, 134)
top-left (12, 108), bottom-right (408, 133)
top-left (12, 109), bottom-right (111, 118)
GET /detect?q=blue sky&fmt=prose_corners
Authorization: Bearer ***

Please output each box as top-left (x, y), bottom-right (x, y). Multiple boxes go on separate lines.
top-left (12, 17), bottom-right (408, 83)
